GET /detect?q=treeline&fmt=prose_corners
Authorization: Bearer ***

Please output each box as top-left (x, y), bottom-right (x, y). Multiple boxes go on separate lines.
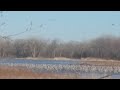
top-left (1, 35), bottom-right (120, 60)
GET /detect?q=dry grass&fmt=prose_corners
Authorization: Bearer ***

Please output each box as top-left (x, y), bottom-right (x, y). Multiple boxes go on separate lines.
top-left (0, 66), bottom-right (108, 79)
top-left (0, 66), bottom-right (81, 79)
top-left (81, 57), bottom-right (120, 66)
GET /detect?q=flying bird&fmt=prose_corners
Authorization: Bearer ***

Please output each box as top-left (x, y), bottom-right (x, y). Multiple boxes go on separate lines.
top-left (40, 24), bottom-right (43, 28)
top-left (112, 24), bottom-right (115, 26)
top-left (26, 28), bottom-right (29, 31)
top-left (30, 21), bottom-right (32, 26)
top-left (0, 22), bottom-right (6, 26)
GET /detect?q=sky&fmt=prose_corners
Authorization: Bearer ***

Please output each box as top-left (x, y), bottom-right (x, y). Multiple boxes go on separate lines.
top-left (0, 11), bottom-right (120, 42)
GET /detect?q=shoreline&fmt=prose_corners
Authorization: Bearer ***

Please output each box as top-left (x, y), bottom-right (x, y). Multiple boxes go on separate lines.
top-left (15, 57), bottom-right (80, 61)
top-left (2, 57), bottom-right (120, 66)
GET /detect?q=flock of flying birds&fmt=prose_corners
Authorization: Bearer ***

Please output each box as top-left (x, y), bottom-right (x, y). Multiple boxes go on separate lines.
top-left (0, 11), bottom-right (119, 40)
top-left (0, 22), bottom-right (117, 40)
top-left (0, 22), bottom-right (44, 40)
top-left (0, 11), bottom-right (57, 40)
top-left (0, 12), bottom-right (48, 40)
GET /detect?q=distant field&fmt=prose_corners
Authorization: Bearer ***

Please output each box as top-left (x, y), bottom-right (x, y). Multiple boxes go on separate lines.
top-left (80, 57), bottom-right (120, 66)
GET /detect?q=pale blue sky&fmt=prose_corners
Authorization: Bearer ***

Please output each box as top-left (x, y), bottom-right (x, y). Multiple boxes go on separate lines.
top-left (0, 11), bottom-right (120, 42)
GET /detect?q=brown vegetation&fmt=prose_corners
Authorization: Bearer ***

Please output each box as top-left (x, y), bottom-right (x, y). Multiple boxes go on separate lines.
top-left (81, 57), bottom-right (120, 66)
top-left (0, 66), bottom-right (81, 79)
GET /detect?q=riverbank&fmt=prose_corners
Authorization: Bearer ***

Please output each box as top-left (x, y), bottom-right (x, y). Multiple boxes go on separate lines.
top-left (80, 57), bottom-right (120, 66)
top-left (3, 57), bottom-right (120, 66)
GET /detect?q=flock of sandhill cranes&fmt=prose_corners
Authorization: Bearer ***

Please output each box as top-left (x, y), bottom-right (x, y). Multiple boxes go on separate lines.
top-left (0, 60), bottom-right (120, 73)
top-left (0, 11), bottom-right (56, 40)
top-left (0, 60), bottom-right (119, 79)
top-left (0, 12), bottom-right (44, 40)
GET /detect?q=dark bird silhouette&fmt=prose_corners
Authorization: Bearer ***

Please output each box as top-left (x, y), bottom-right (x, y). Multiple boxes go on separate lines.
top-left (26, 28), bottom-right (29, 31)
top-left (7, 31), bottom-right (27, 37)
top-left (40, 24), bottom-right (43, 28)
top-left (30, 21), bottom-right (32, 26)
top-left (0, 22), bottom-right (6, 26)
